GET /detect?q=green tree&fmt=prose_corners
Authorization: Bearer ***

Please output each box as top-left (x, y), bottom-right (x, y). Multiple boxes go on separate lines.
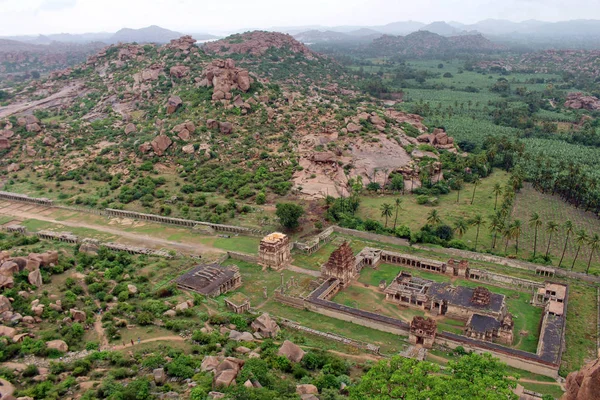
top-left (426, 209), bottom-right (442, 226)
top-left (275, 203), bottom-right (304, 230)
top-left (380, 203), bottom-right (393, 228)
top-left (453, 218), bottom-right (468, 239)
top-left (492, 183), bottom-right (502, 210)
top-left (586, 233), bottom-right (600, 274)
top-left (469, 214), bottom-right (485, 250)
top-left (558, 220), bottom-right (574, 268)
top-left (571, 230), bottom-right (588, 271)
top-left (545, 221), bottom-right (559, 259)
top-left (528, 212), bottom-right (543, 258)
top-left (393, 198), bottom-right (403, 229)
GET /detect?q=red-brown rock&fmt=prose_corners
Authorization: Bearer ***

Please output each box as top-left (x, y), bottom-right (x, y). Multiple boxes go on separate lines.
top-left (166, 96), bottom-right (183, 114)
top-left (151, 135), bottom-right (173, 156)
top-left (0, 137), bottom-right (9, 150)
top-left (170, 65), bottom-right (190, 78)
top-left (562, 358), bottom-right (600, 400)
top-left (124, 123), bottom-right (136, 134)
top-left (219, 122), bottom-right (233, 135)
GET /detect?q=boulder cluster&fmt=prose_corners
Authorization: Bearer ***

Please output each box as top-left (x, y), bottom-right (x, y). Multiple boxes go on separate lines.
top-left (0, 250), bottom-right (58, 290)
top-left (197, 59), bottom-right (253, 101)
top-left (564, 92), bottom-right (600, 111)
top-left (417, 128), bottom-right (456, 150)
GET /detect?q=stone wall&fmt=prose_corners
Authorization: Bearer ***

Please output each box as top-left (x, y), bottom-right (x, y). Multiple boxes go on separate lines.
top-left (105, 208), bottom-right (267, 237)
top-left (273, 291), bottom-right (305, 309)
top-left (435, 334), bottom-right (559, 378)
top-left (0, 191), bottom-right (53, 206)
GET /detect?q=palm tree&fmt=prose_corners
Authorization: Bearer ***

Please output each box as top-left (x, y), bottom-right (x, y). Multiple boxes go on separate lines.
top-left (453, 218), bottom-right (468, 239)
top-left (380, 203), bottom-right (393, 229)
top-left (492, 183), bottom-right (502, 210)
top-left (427, 209), bottom-right (442, 226)
top-left (558, 220), bottom-right (574, 268)
top-left (509, 219), bottom-right (523, 254)
top-left (488, 213), bottom-right (503, 250)
top-left (469, 214), bottom-right (485, 251)
top-left (571, 230), bottom-right (588, 271)
top-left (545, 221), bottom-right (559, 259)
top-left (503, 224), bottom-right (512, 254)
top-left (586, 234), bottom-right (600, 274)
top-left (455, 177), bottom-right (464, 204)
top-left (393, 198), bottom-right (402, 230)
top-left (470, 177), bottom-right (481, 205)
top-left (528, 212), bottom-right (543, 258)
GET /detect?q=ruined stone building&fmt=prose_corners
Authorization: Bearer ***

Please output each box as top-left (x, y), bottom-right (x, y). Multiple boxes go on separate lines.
top-left (176, 263), bottom-right (242, 297)
top-left (258, 232), bottom-right (291, 270)
top-left (321, 242), bottom-right (357, 285)
top-left (225, 292), bottom-right (251, 314)
top-left (465, 313), bottom-right (514, 345)
top-left (409, 316), bottom-right (437, 348)
top-left (533, 282), bottom-right (566, 317)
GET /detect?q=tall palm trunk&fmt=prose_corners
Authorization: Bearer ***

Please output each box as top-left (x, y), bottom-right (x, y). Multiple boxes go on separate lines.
top-left (475, 226), bottom-right (480, 250)
top-left (393, 208), bottom-right (399, 229)
top-left (492, 232), bottom-right (497, 249)
top-left (586, 249), bottom-right (595, 274)
top-left (533, 226), bottom-right (538, 257)
top-left (571, 245), bottom-right (581, 270)
top-left (545, 233), bottom-right (553, 258)
top-left (559, 232), bottom-right (571, 268)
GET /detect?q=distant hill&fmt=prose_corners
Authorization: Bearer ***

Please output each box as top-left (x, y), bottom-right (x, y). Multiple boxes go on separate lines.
top-left (294, 29), bottom-right (381, 44)
top-left (369, 31), bottom-right (504, 57)
top-left (420, 21), bottom-right (461, 36)
top-left (110, 25), bottom-right (183, 44)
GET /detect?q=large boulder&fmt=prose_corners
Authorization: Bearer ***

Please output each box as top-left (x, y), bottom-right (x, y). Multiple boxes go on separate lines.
top-left (0, 296), bottom-right (12, 313)
top-left (124, 123), bottom-right (136, 134)
top-left (201, 356), bottom-right (221, 372)
top-left (278, 340), bottom-right (305, 363)
top-left (346, 122), bottom-right (361, 133)
top-left (219, 122), bottom-right (233, 135)
top-left (170, 65), bottom-right (190, 79)
top-left (28, 269), bottom-right (42, 287)
top-left (0, 325), bottom-right (17, 339)
top-left (166, 96), bottom-right (183, 114)
top-left (0, 261), bottom-right (19, 276)
top-left (26, 123), bottom-right (42, 133)
top-left (29, 251), bottom-right (58, 267)
top-left (296, 384), bottom-right (319, 395)
top-left (229, 330), bottom-right (254, 342)
top-left (46, 340), bottom-right (68, 352)
top-left (0, 275), bottom-right (14, 289)
top-left (151, 135), bottom-right (173, 156)
top-left (153, 368), bottom-right (166, 385)
top-left (562, 357), bottom-right (600, 400)
top-left (214, 369), bottom-right (237, 387)
top-left (251, 313), bottom-right (280, 338)
top-left (70, 309), bottom-right (86, 322)
top-left (42, 136), bottom-right (57, 146)
top-left (127, 284), bottom-right (138, 295)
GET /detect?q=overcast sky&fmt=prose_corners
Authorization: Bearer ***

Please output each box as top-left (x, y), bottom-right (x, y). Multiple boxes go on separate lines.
top-left (1, 0), bottom-right (600, 36)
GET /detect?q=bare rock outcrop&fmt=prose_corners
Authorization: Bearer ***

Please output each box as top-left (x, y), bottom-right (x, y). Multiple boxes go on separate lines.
top-left (172, 121), bottom-right (195, 141)
top-left (46, 339), bottom-right (68, 352)
top-left (562, 357), bottom-right (600, 400)
top-left (28, 269), bottom-right (42, 287)
top-left (251, 313), bottom-right (280, 338)
top-left (564, 93), bottom-right (600, 111)
top-left (416, 128), bottom-right (456, 150)
top-left (124, 123), bottom-right (136, 134)
top-left (151, 135), bottom-right (173, 156)
top-left (166, 96), bottom-right (183, 114)
top-left (70, 309), bottom-right (86, 322)
top-left (0, 296), bottom-right (12, 313)
top-left (0, 137), bottom-right (10, 150)
top-left (278, 340), bottom-right (305, 363)
top-left (219, 121), bottom-right (233, 135)
top-left (170, 65), bottom-right (190, 79)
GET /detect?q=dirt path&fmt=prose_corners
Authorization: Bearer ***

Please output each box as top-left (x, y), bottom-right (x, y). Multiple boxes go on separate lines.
top-left (0, 205), bottom-right (222, 256)
top-left (77, 275), bottom-right (109, 349)
top-left (287, 265), bottom-right (320, 277)
top-left (327, 349), bottom-right (382, 362)
top-left (111, 335), bottom-right (185, 350)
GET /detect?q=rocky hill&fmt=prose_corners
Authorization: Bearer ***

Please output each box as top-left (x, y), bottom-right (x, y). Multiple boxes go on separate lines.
top-left (0, 40), bottom-right (104, 81)
top-left (368, 31), bottom-right (505, 58)
top-left (0, 32), bottom-right (459, 221)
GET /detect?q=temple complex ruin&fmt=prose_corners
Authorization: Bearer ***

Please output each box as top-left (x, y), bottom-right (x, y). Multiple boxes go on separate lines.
top-left (384, 272), bottom-right (508, 321)
top-left (176, 263), bottom-right (242, 297)
top-left (409, 316), bottom-right (437, 348)
top-left (465, 313), bottom-right (514, 345)
top-left (258, 232), bottom-right (291, 270)
top-left (320, 241), bottom-right (357, 285)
